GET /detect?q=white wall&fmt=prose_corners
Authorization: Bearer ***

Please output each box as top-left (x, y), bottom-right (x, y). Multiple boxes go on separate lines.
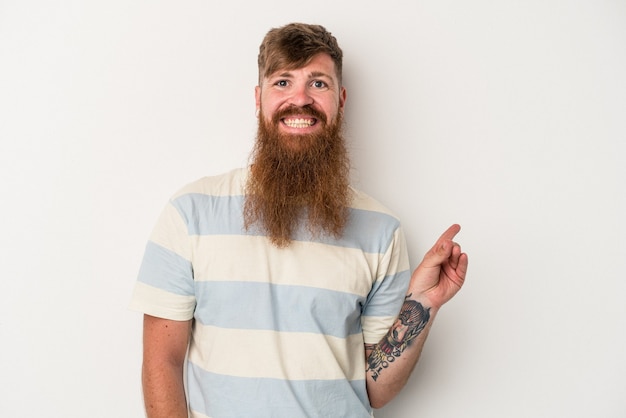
top-left (1, 1), bottom-right (624, 417)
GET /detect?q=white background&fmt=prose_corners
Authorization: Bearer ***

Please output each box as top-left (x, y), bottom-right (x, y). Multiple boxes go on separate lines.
top-left (1, 1), bottom-right (625, 417)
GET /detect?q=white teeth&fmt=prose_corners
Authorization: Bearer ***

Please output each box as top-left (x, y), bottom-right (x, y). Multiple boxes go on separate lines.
top-left (283, 118), bottom-right (314, 128)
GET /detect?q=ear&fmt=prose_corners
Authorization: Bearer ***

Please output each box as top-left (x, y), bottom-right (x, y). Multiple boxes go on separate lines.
top-left (255, 85), bottom-right (261, 111)
top-left (339, 86), bottom-right (347, 111)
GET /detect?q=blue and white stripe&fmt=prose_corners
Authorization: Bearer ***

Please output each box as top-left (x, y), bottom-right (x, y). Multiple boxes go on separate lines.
top-left (130, 168), bottom-right (411, 417)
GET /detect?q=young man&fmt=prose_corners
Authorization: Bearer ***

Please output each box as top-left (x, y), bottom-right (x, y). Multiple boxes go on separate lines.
top-left (130, 23), bottom-right (468, 418)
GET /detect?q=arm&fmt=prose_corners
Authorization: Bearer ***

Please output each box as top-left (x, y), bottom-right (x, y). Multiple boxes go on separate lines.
top-left (142, 314), bottom-right (192, 418)
top-left (365, 224), bottom-right (468, 408)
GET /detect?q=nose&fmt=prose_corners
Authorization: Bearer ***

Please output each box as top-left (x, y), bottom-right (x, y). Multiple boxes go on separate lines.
top-left (288, 84), bottom-right (314, 107)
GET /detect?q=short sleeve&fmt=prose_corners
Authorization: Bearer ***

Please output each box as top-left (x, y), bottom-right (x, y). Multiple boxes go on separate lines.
top-left (129, 200), bottom-right (196, 321)
top-left (360, 226), bottom-right (411, 344)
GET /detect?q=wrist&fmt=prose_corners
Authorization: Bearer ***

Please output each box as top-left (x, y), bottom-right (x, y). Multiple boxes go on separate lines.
top-left (403, 289), bottom-right (442, 315)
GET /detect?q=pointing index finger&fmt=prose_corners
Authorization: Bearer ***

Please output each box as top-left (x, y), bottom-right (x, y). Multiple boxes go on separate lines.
top-left (439, 224), bottom-right (461, 243)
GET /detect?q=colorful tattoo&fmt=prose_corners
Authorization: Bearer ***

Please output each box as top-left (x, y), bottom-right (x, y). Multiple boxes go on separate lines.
top-left (366, 296), bottom-right (430, 381)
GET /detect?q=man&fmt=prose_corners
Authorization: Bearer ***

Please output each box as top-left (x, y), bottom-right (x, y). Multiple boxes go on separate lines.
top-left (130, 23), bottom-right (468, 418)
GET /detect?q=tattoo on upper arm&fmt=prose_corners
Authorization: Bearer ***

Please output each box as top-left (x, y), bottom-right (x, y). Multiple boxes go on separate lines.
top-left (366, 296), bottom-right (431, 381)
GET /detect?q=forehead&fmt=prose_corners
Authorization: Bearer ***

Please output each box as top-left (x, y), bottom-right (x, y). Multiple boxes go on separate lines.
top-left (265, 53), bottom-right (338, 80)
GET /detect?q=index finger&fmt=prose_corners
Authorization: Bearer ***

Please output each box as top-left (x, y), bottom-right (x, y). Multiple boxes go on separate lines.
top-left (438, 224), bottom-right (461, 243)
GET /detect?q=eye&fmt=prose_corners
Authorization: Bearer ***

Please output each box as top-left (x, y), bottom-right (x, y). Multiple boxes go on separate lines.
top-left (275, 80), bottom-right (289, 87)
top-left (312, 80), bottom-right (327, 89)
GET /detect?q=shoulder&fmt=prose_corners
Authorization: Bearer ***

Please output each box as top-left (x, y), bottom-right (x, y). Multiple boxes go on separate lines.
top-left (348, 186), bottom-right (400, 220)
top-left (170, 167), bottom-right (248, 200)
top-left (343, 187), bottom-right (405, 253)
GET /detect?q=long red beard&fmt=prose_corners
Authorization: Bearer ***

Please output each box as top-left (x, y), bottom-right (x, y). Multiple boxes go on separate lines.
top-left (244, 105), bottom-right (351, 247)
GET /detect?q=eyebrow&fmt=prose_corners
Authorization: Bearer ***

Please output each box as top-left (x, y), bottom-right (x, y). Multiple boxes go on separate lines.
top-left (272, 70), bottom-right (333, 80)
top-left (309, 71), bottom-right (332, 79)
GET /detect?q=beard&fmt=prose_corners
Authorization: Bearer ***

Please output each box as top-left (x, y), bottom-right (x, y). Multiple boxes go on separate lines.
top-left (244, 105), bottom-right (351, 247)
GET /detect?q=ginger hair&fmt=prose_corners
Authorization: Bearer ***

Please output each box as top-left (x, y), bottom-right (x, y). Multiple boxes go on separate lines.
top-left (257, 23), bottom-right (343, 84)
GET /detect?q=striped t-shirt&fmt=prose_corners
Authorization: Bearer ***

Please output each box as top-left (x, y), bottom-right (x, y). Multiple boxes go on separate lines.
top-left (130, 167), bottom-right (411, 418)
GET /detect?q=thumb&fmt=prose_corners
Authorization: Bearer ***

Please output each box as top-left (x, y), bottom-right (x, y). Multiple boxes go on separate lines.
top-left (421, 239), bottom-right (453, 268)
top-left (419, 224), bottom-right (461, 268)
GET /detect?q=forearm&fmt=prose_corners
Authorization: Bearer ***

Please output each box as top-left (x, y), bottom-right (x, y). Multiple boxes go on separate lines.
top-left (365, 295), bottom-right (438, 409)
top-left (142, 359), bottom-right (188, 418)
top-left (365, 224), bottom-right (468, 408)
top-left (141, 315), bottom-right (191, 418)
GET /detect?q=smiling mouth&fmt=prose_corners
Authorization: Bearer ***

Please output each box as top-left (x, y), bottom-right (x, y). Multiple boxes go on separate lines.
top-left (282, 117), bottom-right (317, 128)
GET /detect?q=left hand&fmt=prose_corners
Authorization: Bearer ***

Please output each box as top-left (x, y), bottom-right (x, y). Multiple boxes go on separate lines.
top-left (409, 224), bottom-right (468, 309)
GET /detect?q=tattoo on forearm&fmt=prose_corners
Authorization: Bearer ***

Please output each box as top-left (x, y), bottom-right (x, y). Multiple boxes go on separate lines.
top-left (366, 296), bottom-right (431, 381)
